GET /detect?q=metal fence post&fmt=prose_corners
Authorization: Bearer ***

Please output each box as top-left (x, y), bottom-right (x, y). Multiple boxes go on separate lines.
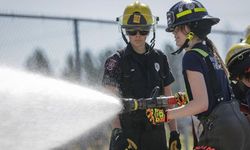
top-left (73, 19), bottom-right (81, 81)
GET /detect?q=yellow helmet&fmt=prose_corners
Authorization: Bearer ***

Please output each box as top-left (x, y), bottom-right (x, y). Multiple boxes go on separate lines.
top-left (225, 42), bottom-right (250, 66)
top-left (117, 0), bottom-right (158, 30)
top-left (225, 42), bottom-right (250, 79)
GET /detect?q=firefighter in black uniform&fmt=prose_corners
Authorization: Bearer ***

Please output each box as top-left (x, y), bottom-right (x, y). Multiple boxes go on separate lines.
top-left (225, 37), bottom-right (250, 122)
top-left (102, 1), bottom-right (181, 150)
top-left (146, 0), bottom-right (250, 149)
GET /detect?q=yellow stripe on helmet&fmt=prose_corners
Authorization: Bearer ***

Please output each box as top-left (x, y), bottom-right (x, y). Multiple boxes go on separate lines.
top-left (194, 8), bottom-right (206, 13)
top-left (176, 10), bottom-right (192, 18)
top-left (176, 8), bottom-right (207, 19)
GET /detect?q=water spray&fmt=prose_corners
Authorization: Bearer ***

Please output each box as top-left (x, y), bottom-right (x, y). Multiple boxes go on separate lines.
top-left (0, 66), bottom-right (121, 150)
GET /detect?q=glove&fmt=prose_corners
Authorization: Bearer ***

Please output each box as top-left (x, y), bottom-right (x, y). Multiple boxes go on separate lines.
top-left (109, 128), bottom-right (137, 150)
top-left (194, 145), bottom-right (215, 150)
top-left (109, 128), bottom-right (127, 150)
top-left (169, 131), bottom-right (181, 150)
top-left (126, 138), bottom-right (137, 150)
top-left (146, 108), bottom-right (168, 124)
top-left (175, 92), bottom-right (188, 106)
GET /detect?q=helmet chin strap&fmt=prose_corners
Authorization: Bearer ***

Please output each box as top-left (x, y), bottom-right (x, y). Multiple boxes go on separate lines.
top-left (121, 28), bottom-right (129, 45)
top-left (149, 31), bottom-right (156, 51)
top-left (171, 32), bottom-right (194, 55)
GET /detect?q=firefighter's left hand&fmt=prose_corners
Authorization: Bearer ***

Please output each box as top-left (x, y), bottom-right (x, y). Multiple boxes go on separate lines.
top-left (169, 131), bottom-right (181, 150)
top-left (175, 92), bottom-right (188, 106)
top-left (146, 108), bottom-right (168, 124)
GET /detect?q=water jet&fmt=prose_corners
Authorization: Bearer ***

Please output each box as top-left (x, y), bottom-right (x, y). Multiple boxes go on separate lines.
top-left (0, 66), bottom-right (121, 150)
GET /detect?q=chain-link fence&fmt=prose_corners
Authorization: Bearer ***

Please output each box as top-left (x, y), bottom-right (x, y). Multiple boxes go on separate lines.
top-left (0, 13), bottom-right (243, 79)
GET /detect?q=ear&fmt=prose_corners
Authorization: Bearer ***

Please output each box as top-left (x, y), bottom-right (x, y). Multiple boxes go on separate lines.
top-left (181, 27), bottom-right (190, 38)
top-left (184, 25), bottom-right (190, 33)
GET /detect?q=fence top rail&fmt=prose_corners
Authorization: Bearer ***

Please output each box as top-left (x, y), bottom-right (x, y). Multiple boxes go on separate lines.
top-left (0, 13), bottom-right (116, 24)
top-left (0, 13), bottom-right (243, 36)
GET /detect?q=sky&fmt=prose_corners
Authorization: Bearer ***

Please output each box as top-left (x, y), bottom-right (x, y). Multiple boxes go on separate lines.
top-left (0, 0), bottom-right (249, 74)
top-left (0, 0), bottom-right (249, 31)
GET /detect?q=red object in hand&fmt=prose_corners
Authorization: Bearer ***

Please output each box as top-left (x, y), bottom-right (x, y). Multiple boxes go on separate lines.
top-left (165, 92), bottom-right (188, 106)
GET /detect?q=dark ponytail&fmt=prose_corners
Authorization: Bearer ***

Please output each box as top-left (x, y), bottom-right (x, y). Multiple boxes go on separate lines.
top-left (205, 37), bottom-right (230, 77)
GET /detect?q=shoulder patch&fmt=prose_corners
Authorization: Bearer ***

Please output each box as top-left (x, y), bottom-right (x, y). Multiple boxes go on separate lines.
top-left (106, 58), bottom-right (118, 71)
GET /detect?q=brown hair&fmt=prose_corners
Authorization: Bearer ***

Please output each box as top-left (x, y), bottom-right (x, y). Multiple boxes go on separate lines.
top-left (205, 37), bottom-right (230, 78)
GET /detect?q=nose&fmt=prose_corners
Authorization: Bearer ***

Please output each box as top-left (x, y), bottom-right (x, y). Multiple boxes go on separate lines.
top-left (135, 31), bottom-right (140, 35)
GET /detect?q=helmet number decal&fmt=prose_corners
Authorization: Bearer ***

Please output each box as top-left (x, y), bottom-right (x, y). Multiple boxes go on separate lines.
top-left (133, 14), bottom-right (141, 24)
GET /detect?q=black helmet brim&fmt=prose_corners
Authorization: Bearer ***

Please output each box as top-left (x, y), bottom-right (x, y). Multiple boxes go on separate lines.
top-left (165, 15), bottom-right (220, 32)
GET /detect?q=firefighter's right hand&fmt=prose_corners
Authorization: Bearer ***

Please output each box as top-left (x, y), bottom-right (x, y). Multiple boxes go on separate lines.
top-left (146, 108), bottom-right (168, 124)
top-left (126, 138), bottom-right (137, 150)
top-left (110, 128), bottom-right (138, 150)
top-left (169, 131), bottom-right (181, 150)
top-left (194, 145), bottom-right (216, 150)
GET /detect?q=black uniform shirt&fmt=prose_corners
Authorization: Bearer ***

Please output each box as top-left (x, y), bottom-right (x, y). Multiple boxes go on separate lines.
top-left (182, 42), bottom-right (231, 117)
top-left (102, 43), bottom-right (174, 98)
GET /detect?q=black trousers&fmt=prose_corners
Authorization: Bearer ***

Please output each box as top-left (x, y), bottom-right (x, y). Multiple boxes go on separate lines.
top-left (198, 100), bottom-right (250, 150)
top-left (122, 125), bottom-right (167, 150)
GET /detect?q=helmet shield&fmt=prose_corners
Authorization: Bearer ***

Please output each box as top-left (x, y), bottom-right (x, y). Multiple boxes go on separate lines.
top-left (165, 0), bottom-right (219, 32)
top-left (117, 14), bottom-right (158, 31)
top-left (117, 0), bottom-right (158, 50)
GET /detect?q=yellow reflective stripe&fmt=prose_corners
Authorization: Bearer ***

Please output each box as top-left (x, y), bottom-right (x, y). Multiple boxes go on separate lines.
top-left (192, 48), bottom-right (209, 57)
top-left (176, 8), bottom-right (207, 18)
top-left (194, 8), bottom-right (206, 12)
top-left (134, 99), bottom-right (138, 110)
top-left (176, 10), bottom-right (192, 18)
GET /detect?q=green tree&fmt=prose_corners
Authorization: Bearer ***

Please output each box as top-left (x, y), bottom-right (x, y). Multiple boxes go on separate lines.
top-left (81, 50), bottom-right (99, 84)
top-left (61, 53), bottom-right (76, 81)
top-left (25, 47), bottom-right (52, 76)
top-left (96, 48), bottom-right (115, 82)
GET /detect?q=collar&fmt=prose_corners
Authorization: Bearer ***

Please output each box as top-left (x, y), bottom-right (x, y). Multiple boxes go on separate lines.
top-left (124, 43), bottom-right (151, 57)
top-left (191, 42), bottom-right (210, 54)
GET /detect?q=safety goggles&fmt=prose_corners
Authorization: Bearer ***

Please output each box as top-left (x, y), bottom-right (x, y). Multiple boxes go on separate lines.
top-left (126, 30), bottom-right (150, 36)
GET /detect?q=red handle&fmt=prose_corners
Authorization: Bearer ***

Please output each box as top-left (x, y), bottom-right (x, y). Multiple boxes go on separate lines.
top-left (167, 96), bottom-right (178, 105)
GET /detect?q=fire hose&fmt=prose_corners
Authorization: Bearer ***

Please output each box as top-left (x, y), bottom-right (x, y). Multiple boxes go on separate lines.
top-left (121, 93), bottom-right (188, 112)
